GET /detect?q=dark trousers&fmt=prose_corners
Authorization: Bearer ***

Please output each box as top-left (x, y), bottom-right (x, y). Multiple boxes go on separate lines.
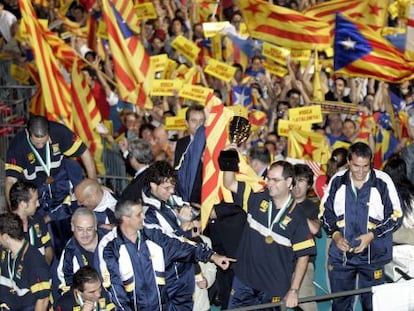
top-left (329, 263), bottom-right (385, 311)
top-left (228, 276), bottom-right (280, 311)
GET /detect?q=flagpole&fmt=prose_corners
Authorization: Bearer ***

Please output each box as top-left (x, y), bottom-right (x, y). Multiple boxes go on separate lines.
top-left (212, 0), bottom-right (220, 19)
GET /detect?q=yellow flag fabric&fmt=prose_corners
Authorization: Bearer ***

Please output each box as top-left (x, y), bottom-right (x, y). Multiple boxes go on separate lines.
top-left (20, 0), bottom-right (72, 126)
top-left (239, 0), bottom-right (331, 50)
top-left (70, 60), bottom-right (105, 174)
top-left (288, 129), bottom-right (331, 164)
top-left (101, 0), bottom-right (153, 108)
top-left (201, 95), bottom-right (265, 230)
top-left (305, 0), bottom-right (388, 30)
top-left (312, 51), bottom-right (325, 101)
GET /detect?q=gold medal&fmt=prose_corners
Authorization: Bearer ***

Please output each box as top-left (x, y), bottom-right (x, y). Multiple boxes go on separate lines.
top-left (45, 176), bottom-right (54, 184)
top-left (265, 235), bottom-right (273, 244)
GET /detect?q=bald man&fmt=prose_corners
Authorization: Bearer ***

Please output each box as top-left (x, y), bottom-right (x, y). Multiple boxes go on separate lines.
top-left (74, 179), bottom-right (117, 230)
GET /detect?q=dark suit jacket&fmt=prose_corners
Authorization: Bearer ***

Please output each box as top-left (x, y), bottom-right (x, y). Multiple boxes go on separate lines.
top-left (174, 135), bottom-right (191, 168)
top-left (174, 135), bottom-right (203, 204)
top-left (119, 168), bottom-right (148, 202)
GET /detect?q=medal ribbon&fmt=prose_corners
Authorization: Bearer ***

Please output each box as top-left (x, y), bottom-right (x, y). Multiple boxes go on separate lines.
top-left (26, 130), bottom-right (51, 177)
top-left (267, 194), bottom-right (292, 232)
top-left (7, 240), bottom-right (28, 292)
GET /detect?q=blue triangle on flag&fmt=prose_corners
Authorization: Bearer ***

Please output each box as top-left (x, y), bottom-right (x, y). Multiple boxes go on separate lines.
top-left (334, 13), bottom-right (373, 70)
top-left (111, 3), bottom-right (134, 39)
top-left (232, 85), bottom-right (252, 107)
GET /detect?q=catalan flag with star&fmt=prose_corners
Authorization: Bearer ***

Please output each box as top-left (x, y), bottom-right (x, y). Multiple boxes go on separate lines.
top-left (101, 0), bottom-right (153, 108)
top-left (239, 0), bottom-right (331, 50)
top-left (305, 0), bottom-right (387, 31)
top-left (334, 13), bottom-right (414, 83)
top-left (196, 0), bottom-right (221, 22)
top-left (288, 129), bottom-right (330, 164)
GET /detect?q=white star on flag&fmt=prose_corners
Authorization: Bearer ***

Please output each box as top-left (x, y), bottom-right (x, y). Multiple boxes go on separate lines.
top-left (233, 89), bottom-right (248, 105)
top-left (340, 37), bottom-right (356, 50)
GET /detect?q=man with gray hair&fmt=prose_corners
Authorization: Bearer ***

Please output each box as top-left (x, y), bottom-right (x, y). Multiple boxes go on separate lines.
top-left (97, 200), bottom-right (235, 310)
top-left (120, 138), bottom-right (154, 202)
top-left (57, 208), bottom-right (107, 293)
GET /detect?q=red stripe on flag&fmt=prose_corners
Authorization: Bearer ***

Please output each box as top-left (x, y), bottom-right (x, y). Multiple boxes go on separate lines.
top-left (362, 54), bottom-right (412, 71)
top-left (268, 11), bottom-right (320, 22)
top-left (310, 2), bottom-right (360, 18)
top-left (254, 25), bottom-right (331, 44)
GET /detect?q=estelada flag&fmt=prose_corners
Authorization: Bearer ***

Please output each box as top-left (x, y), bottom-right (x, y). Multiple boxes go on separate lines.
top-left (239, 0), bottom-right (331, 50)
top-left (334, 13), bottom-right (414, 83)
top-left (101, 0), bottom-right (153, 108)
top-left (288, 129), bottom-right (331, 164)
top-left (305, 0), bottom-right (388, 30)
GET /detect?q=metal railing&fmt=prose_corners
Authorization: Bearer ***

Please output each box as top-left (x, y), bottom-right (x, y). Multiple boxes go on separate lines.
top-left (223, 266), bottom-right (414, 311)
top-left (223, 287), bottom-right (372, 311)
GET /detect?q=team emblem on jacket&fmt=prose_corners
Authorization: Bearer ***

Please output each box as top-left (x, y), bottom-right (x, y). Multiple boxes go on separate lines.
top-left (259, 200), bottom-right (269, 213)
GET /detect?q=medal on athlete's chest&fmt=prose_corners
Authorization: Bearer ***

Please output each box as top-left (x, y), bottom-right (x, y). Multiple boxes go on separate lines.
top-left (45, 176), bottom-right (54, 184)
top-left (265, 196), bottom-right (292, 244)
top-left (265, 235), bottom-right (273, 244)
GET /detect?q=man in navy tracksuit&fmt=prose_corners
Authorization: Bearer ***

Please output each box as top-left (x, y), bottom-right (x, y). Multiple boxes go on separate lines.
top-left (5, 116), bottom-right (97, 257)
top-left (142, 161), bottom-right (196, 311)
top-left (320, 142), bottom-right (403, 311)
top-left (96, 200), bottom-right (234, 311)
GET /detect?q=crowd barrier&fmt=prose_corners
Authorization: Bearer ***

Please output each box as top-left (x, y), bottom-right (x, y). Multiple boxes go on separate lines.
top-left (0, 59), bottom-right (35, 209)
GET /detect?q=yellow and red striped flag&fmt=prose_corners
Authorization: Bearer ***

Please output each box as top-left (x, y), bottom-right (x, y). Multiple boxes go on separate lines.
top-left (201, 95), bottom-right (265, 230)
top-left (55, 11), bottom-right (89, 39)
top-left (305, 0), bottom-right (388, 31)
top-left (112, 0), bottom-right (141, 34)
top-left (101, 0), bottom-right (153, 108)
top-left (334, 13), bottom-right (414, 83)
top-left (40, 23), bottom-right (78, 72)
top-left (26, 63), bottom-right (45, 116)
top-left (288, 129), bottom-right (331, 164)
top-left (222, 36), bottom-right (249, 72)
top-left (239, 0), bottom-right (331, 50)
top-left (71, 60), bottom-right (105, 174)
top-left (19, 0), bottom-right (72, 126)
top-left (201, 94), bottom-right (233, 229)
top-left (58, 0), bottom-right (74, 15)
top-left (196, 0), bottom-right (220, 22)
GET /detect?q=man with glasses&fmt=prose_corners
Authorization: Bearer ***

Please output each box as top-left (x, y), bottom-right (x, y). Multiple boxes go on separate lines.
top-left (222, 157), bottom-right (316, 310)
top-left (320, 142), bottom-right (402, 311)
top-left (57, 208), bottom-right (107, 294)
top-left (142, 160), bottom-right (198, 311)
